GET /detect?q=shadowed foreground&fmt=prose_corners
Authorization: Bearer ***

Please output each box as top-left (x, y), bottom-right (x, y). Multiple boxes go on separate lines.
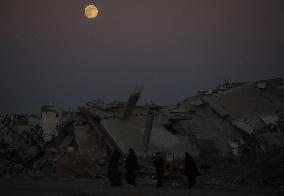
top-left (0, 179), bottom-right (282, 196)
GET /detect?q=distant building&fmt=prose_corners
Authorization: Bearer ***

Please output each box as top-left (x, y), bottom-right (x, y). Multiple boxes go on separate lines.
top-left (41, 105), bottom-right (61, 142)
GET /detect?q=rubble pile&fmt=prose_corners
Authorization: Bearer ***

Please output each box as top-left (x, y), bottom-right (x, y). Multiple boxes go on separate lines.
top-left (0, 113), bottom-right (106, 179)
top-left (0, 78), bottom-right (284, 191)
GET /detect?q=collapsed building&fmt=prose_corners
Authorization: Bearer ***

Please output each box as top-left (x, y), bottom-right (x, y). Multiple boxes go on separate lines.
top-left (79, 90), bottom-right (199, 159)
top-left (0, 78), bottom-right (283, 188)
top-left (79, 78), bottom-right (284, 160)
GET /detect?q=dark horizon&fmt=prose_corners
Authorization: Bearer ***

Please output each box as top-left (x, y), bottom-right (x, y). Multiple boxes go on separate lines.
top-left (1, 0), bottom-right (284, 113)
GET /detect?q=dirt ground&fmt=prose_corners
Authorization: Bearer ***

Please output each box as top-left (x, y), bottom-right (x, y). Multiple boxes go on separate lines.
top-left (0, 179), bottom-right (282, 196)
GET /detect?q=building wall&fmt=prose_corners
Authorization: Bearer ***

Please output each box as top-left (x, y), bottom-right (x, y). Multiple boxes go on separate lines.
top-left (41, 111), bottom-right (60, 141)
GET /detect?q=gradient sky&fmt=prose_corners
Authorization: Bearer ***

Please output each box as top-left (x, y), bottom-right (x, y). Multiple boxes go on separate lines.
top-left (0, 0), bottom-right (284, 113)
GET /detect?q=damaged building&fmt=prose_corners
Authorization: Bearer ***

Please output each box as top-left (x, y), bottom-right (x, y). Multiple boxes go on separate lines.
top-left (79, 78), bottom-right (284, 160)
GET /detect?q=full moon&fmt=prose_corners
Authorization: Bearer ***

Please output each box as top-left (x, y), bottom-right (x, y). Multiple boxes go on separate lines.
top-left (85, 5), bottom-right (99, 19)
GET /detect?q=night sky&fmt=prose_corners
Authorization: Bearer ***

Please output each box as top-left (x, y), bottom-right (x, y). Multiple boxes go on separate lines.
top-left (1, 0), bottom-right (284, 113)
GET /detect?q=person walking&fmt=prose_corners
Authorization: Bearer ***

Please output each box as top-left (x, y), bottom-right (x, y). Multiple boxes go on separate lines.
top-left (125, 148), bottom-right (139, 186)
top-left (184, 152), bottom-right (200, 188)
top-left (107, 150), bottom-right (122, 187)
top-left (153, 152), bottom-right (164, 188)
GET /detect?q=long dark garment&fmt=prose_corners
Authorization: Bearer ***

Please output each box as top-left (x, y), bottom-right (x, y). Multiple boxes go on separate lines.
top-left (184, 152), bottom-right (200, 188)
top-left (153, 156), bottom-right (164, 187)
top-left (107, 151), bottom-right (122, 187)
top-left (125, 149), bottom-right (139, 186)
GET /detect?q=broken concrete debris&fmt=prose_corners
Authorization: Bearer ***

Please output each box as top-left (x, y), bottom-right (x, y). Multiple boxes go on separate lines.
top-left (232, 121), bottom-right (255, 135)
top-left (142, 109), bottom-right (155, 152)
top-left (0, 78), bottom-right (284, 190)
top-left (261, 115), bottom-right (279, 126)
top-left (121, 86), bottom-right (143, 120)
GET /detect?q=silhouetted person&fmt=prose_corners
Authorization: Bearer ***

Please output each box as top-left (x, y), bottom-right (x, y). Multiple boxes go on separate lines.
top-left (107, 150), bottom-right (122, 187)
top-left (125, 148), bottom-right (139, 186)
top-left (184, 152), bottom-right (200, 188)
top-left (153, 152), bottom-right (164, 187)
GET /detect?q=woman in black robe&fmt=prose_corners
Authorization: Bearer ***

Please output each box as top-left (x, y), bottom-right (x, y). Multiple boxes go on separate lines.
top-left (184, 152), bottom-right (200, 188)
top-left (125, 148), bottom-right (139, 186)
top-left (107, 150), bottom-right (122, 187)
top-left (153, 152), bottom-right (165, 188)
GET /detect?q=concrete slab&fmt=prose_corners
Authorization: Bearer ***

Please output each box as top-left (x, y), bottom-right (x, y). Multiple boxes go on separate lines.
top-left (101, 116), bottom-right (198, 157)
